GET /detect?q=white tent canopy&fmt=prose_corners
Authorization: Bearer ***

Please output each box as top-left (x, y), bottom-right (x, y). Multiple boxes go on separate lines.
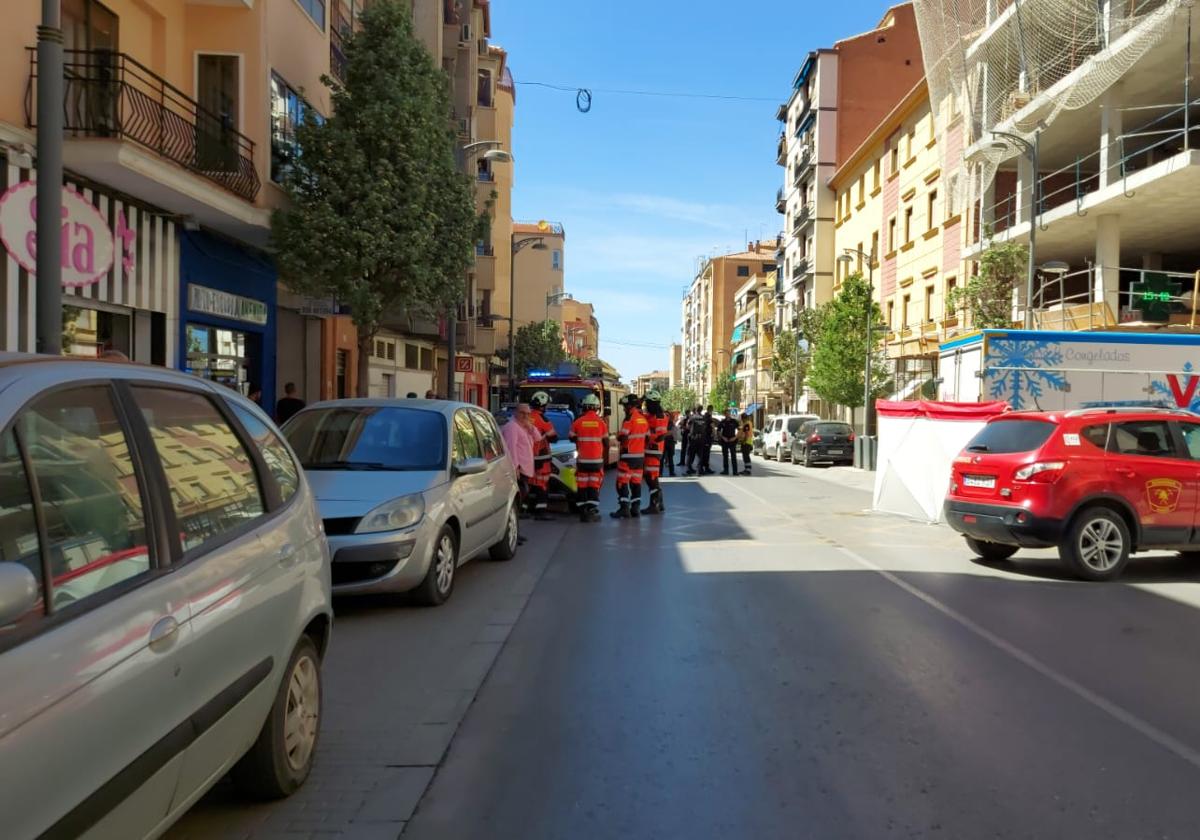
top-left (872, 400), bottom-right (1009, 523)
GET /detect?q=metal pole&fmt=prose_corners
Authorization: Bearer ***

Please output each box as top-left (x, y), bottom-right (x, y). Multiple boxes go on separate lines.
top-left (507, 240), bottom-right (517, 402)
top-left (36, 0), bottom-right (63, 355)
top-left (862, 251), bottom-right (874, 438)
top-left (446, 310), bottom-right (456, 399)
top-left (1186, 5), bottom-right (1193, 150)
top-left (1024, 133), bottom-right (1039, 329)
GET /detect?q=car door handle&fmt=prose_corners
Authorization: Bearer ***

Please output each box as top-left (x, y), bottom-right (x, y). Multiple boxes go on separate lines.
top-left (148, 616), bottom-right (179, 651)
top-left (278, 543), bottom-right (298, 566)
top-left (1116, 468), bottom-right (1137, 479)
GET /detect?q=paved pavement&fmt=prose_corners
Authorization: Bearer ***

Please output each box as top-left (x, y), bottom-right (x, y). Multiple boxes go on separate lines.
top-left (173, 453), bottom-right (1200, 839)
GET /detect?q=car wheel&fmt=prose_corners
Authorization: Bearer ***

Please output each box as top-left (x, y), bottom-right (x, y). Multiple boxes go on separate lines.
top-left (1059, 507), bottom-right (1131, 581)
top-left (231, 635), bottom-right (321, 800)
top-left (489, 500), bottom-right (519, 562)
top-left (415, 525), bottom-right (458, 606)
top-left (803, 449), bottom-right (815, 468)
top-left (965, 537), bottom-right (1019, 563)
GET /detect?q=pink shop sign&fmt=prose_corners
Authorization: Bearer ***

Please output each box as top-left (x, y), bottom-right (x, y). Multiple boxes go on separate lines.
top-left (0, 180), bottom-right (135, 288)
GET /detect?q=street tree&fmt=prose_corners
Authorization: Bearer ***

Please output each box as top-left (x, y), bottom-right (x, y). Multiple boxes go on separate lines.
top-left (513, 319), bottom-right (567, 378)
top-left (806, 273), bottom-right (889, 410)
top-left (708, 371), bottom-right (740, 414)
top-left (772, 305), bottom-right (828, 407)
top-left (947, 237), bottom-right (1028, 328)
top-left (270, 0), bottom-right (475, 396)
top-left (661, 385), bottom-right (698, 414)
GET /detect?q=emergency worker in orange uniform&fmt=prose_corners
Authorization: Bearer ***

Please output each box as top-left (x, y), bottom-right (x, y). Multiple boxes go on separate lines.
top-left (528, 391), bottom-right (558, 520)
top-left (569, 392), bottom-right (609, 523)
top-left (641, 390), bottom-right (668, 515)
top-left (611, 394), bottom-right (649, 519)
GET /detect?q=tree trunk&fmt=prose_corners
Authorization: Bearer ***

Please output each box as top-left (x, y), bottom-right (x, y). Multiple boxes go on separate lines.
top-left (356, 332), bottom-right (373, 398)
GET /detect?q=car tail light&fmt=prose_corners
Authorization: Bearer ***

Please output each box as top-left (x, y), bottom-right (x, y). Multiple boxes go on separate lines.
top-left (1013, 461), bottom-right (1066, 483)
top-left (782, 431), bottom-right (788, 443)
top-left (809, 434), bottom-right (821, 443)
top-left (848, 432), bottom-right (856, 442)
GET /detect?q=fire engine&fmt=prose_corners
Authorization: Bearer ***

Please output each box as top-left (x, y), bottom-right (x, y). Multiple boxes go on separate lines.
top-left (517, 364), bottom-right (628, 466)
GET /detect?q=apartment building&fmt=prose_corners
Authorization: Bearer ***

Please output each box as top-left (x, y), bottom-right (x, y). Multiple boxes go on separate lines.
top-left (634, 371), bottom-right (670, 396)
top-left (829, 80), bottom-right (964, 398)
top-left (729, 272), bottom-right (782, 422)
top-left (774, 4), bottom-right (924, 331)
top-left (512, 219), bottom-right (567, 330)
top-left (560, 298), bottom-right (600, 361)
top-left (915, 0), bottom-right (1200, 332)
top-left (680, 241), bottom-right (779, 397)
top-left (0, 0), bottom-right (507, 407)
top-left (668, 343), bottom-right (682, 388)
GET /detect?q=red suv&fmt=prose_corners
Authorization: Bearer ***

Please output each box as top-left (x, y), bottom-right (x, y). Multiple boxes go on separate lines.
top-left (944, 408), bottom-right (1200, 581)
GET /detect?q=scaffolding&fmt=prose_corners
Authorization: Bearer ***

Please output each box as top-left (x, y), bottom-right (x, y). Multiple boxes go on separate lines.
top-left (913, 0), bottom-right (1190, 214)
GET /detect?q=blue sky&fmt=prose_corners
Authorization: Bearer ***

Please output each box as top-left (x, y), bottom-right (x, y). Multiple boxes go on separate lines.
top-left (491, 0), bottom-right (893, 384)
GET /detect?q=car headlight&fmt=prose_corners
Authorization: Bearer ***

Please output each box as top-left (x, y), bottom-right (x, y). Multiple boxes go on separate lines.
top-left (355, 494), bottom-right (425, 534)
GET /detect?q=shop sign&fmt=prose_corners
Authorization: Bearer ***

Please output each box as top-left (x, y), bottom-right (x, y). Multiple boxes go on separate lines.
top-left (188, 283), bottom-right (269, 325)
top-left (0, 181), bottom-right (134, 288)
top-left (455, 355), bottom-right (473, 373)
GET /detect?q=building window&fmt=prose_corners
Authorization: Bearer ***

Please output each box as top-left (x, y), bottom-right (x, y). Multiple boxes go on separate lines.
top-left (887, 300), bottom-right (895, 329)
top-left (889, 144), bottom-right (899, 175)
top-left (477, 69), bottom-right (493, 107)
top-left (870, 231), bottom-right (879, 262)
top-left (946, 276), bottom-right (957, 316)
top-left (856, 244), bottom-right (864, 274)
top-left (907, 127), bottom-right (915, 160)
top-left (858, 175), bottom-right (865, 204)
top-left (405, 343), bottom-right (419, 369)
top-left (62, 0), bottom-right (119, 53)
top-left (295, 0), bottom-right (326, 30)
top-left (761, 262), bottom-right (774, 273)
top-left (904, 207), bottom-right (913, 243)
top-left (925, 285), bottom-right (935, 322)
top-left (946, 175), bottom-right (959, 218)
top-left (420, 347), bottom-right (434, 371)
top-left (928, 190), bottom-right (938, 231)
top-left (902, 294), bottom-right (911, 328)
top-left (873, 159), bottom-right (881, 190)
top-left (271, 73), bottom-right (320, 183)
top-left (737, 265), bottom-right (750, 277)
top-left (551, 250), bottom-right (562, 271)
top-left (887, 217), bottom-right (897, 252)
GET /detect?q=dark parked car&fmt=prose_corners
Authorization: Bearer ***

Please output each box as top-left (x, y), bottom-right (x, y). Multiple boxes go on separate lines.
top-left (791, 421), bottom-right (856, 467)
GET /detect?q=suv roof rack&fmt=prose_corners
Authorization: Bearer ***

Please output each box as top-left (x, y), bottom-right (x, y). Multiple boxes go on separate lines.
top-left (1063, 406), bottom-right (1195, 418)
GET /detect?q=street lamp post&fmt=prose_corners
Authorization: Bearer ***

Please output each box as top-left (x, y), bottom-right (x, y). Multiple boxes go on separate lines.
top-left (36, 0), bottom-right (64, 354)
top-left (507, 235), bottom-right (547, 401)
top-left (991, 129), bottom-right (1041, 329)
top-left (838, 242), bottom-right (878, 438)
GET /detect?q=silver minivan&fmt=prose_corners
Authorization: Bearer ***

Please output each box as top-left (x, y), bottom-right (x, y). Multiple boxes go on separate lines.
top-left (284, 399), bottom-right (520, 605)
top-left (0, 355), bottom-right (333, 839)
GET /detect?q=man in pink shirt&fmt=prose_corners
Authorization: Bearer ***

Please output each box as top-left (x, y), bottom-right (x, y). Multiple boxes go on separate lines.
top-left (501, 403), bottom-right (539, 522)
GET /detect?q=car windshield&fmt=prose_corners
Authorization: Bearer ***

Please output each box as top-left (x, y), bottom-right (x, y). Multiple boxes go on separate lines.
top-left (815, 423), bottom-right (852, 435)
top-left (284, 406), bottom-right (447, 471)
top-left (965, 418), bottom-right (1056, 454)
top-left (787, 418), bottom-right (809, 433)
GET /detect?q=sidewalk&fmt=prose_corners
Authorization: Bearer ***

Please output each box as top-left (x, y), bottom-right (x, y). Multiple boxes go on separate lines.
top-left (167, 520), bottom-right (570, 840)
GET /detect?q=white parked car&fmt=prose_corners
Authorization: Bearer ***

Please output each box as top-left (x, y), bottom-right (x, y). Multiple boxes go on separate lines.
top-left (0, 355), bottom-right (333, 840)
top-left (284, 399), bottom-right (521, 605)
top-left (761, 414), bottom-right (820, 462)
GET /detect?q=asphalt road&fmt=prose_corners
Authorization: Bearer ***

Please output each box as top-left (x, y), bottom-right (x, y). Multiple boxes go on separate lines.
top-left (171, 453), bottom-right (1200, 839)
top-left (403, 456), bottom-right (1200, 840)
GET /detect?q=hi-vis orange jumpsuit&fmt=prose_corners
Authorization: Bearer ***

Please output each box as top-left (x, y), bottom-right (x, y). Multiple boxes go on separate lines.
top-left (613, 406), bottom-right (649, 517)
top-left (528, 406), bottom-right (558, 514)
top-left (570, 407), bottom-right (608, 522)
top-left (643, 408), bottom-right (668, 513)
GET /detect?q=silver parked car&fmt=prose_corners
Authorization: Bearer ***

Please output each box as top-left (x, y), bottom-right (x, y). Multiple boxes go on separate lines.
top-left (0, 355), bottom-right (333, 840)
top-left (283, 399), bottom-right (521, 605)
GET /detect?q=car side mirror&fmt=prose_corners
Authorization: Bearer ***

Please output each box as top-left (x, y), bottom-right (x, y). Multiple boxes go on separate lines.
top-left (0, 563), bottom-right (39, 628)
top-left (453, 457), bottom-right (488, 477)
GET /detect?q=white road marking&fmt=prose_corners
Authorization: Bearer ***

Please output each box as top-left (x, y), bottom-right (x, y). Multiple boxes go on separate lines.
top-left (721, 473), bottom-right (1200, 773)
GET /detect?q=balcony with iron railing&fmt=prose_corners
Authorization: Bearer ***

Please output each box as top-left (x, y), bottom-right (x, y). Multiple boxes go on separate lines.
top-left (775, 187), bottom-right (786, 213)
top-left (776, 132), bottom-right (787, 166)
top-left (26, 49), bottom-right (260, 202)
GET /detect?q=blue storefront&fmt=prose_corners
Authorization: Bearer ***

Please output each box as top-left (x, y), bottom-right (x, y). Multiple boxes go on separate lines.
top-left (178, 231), bottom-right (278, 411)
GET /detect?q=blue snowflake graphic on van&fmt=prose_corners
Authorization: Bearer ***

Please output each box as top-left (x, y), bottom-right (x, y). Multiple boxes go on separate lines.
top-left (984, 339), bottom-right (1068, 409)
top-left (1149, 361), bottom-right (1200, 412)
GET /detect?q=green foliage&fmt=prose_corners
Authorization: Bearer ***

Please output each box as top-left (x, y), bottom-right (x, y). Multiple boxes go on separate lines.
top-left (806, 273), bottom-right (889, 409)
top-left (513, 320), bottom-right (567, 377)
top-left (661, 385), bottom-right (698, 414)
top-left (270, 0), bottom-right (475, 395)
top-left (708, 372), bottom-right (740, 413)
top-left (772, 306), bottom-right (828, 404)
top-left (947, 237), bottom-right (1027, 329)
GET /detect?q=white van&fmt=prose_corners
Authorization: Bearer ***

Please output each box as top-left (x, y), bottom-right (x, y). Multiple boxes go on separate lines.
top-left (761, 414), bottom-right (820, 462)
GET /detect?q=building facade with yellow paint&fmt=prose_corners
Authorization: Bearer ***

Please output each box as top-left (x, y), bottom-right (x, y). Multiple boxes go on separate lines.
top-left (829, 81), bottom-right (967, 399)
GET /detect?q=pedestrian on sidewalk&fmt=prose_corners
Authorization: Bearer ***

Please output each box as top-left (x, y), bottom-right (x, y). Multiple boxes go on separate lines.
top-left (685, 406), bottom-right (707, 475)
top-left (570, 393), bottom-right (608, 522)
top-left (699, 405), bottom-right (716, 475)
top-left (678, 409), bottom-right (691, 468)
top-left (739, 412), bottom-right (754, 475)
top-left (501, 404), bottom-right (537, 530)
top-left (641, 390), bottom-right (668, 514)
top-left (611, 394), bottom-right (648, 519)
top-left (719, 410), bottom-right (739, 475)
top-left (663, 412), bottom-right (678, 477)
